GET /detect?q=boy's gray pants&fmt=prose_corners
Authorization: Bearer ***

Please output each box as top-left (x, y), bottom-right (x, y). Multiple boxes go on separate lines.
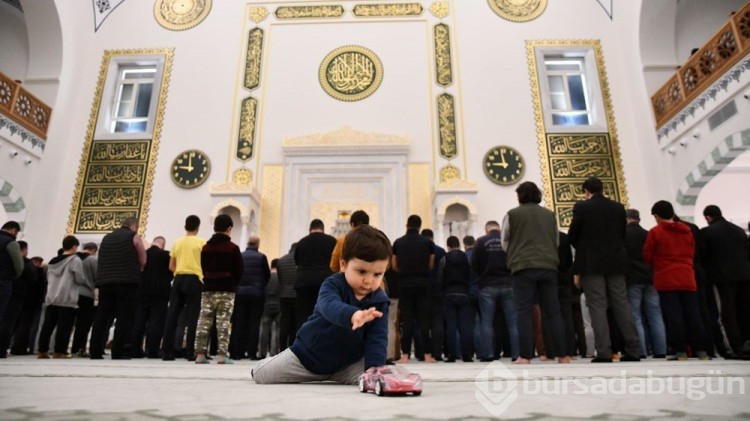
top-left (251, 348), bottom-right (363, 385)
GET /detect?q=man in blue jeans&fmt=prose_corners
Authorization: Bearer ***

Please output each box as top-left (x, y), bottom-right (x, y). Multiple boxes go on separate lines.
top-left (472, 220), bottom-right (518, 362)
top-left (624, 209), bottom-right (666, 358)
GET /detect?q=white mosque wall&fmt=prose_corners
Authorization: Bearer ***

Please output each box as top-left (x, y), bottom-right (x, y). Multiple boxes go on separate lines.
top-left (11, 0), bottom-right (747, 258)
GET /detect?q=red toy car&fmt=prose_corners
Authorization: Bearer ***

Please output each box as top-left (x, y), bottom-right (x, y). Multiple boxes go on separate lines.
top-left (358, 365), bottom-right (423, 396)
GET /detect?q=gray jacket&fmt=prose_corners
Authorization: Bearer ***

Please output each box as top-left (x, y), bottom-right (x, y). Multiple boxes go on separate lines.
top-left (46, 254), bottom-right (86, 308)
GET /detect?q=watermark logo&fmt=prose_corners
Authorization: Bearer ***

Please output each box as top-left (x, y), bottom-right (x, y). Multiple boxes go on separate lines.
top-left (474, 360), bottom-right (518, 416)
top-left (475, 361), bottom-right (746, 417)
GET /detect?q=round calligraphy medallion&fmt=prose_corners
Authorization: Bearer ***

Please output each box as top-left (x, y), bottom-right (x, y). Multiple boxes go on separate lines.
top-left (319, 45), bottom-right (383, 102)
top-left (154, 0), bottom-right (212, 31)
top-left (232, 167), bottom-right (253, 186)
top-left (487, 0), bottom-right (547, 22)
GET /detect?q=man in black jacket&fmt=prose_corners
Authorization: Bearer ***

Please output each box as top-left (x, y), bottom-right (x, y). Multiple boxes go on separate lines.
top-left (132, 236), bottom-right (172, 358)
top-left (701, 205), bottom-right (750, 357)
top-left (230, 234), bottom-right (270, 360)
top-left (0, 221), bottom-right (23, 326)
top-left (89, 217), bottom-right (146, 359)
top-left (294, 219), bottom-right (336, 331)
top-left (568, 177), bottom-right (640, 362)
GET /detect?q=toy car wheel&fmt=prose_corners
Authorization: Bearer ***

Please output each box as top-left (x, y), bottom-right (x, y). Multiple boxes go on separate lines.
top-left (413, 391), bottom-right (422, 396)
top-left (358, 377), bottom-right (367, 393)
top-left (375, 380), bottom-right (385, 396)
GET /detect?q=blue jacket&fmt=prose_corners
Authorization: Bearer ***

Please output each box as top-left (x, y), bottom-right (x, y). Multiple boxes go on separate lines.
top-left (290, 272), bottom-right (389, 374)
top-left (237, 247), bottom-right (270, 296)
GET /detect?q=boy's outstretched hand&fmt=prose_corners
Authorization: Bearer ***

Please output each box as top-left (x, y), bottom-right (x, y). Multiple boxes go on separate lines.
top-left (351, 307), bottom-right (383, 330)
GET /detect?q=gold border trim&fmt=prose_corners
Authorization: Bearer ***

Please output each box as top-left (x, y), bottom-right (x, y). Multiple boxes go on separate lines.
top-left (526, 39), bottom-right (628, 227)
top-left (67, 48), bottom-right (174, 235)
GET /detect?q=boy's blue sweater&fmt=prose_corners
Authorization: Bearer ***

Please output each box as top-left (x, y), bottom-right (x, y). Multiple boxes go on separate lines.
top-left (290, 272), bottom-right (389, 374)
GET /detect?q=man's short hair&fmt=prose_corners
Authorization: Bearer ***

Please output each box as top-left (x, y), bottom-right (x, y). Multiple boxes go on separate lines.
top-left (309, 219), bottom-right (325, 231)
top-left (463, 235), bottom-right (475, 247)
top-left (271, 258), bottom-right (279, 270)
top-left (121, 217), bottom-right (139, 229)
top-left (185, 215), bottom-right (201, 231)
top-left (625, 209), bottom-right (640, 221)
top-left (420, 228), bottom-right (434, 239)
top-left (18, 241), bottom-right (28, 250)
top-left (485, 220), bottom-right (500, 230)
top-left (247, 235), bottom-right (260, 248)
top-left (349, 210), bottom-right (370, 227)
top-left (406, 214), bottom-right (422, 229)
top-left (1, 221), bottom-right (21, 231)
top-left (651, 200), bottom-right (675, 220)
top-left (341, 224), bottom-right (392, 263)
top-left (582, 176), bottom-right (603, 194)
top-left (214, 214), bottom-right (233, 232)
top-left (30, 256), bottom-right (43, 265)
top-left (516, 181), bottom-right (542, 204)
top-left (703, 205), bottom-right (722, 218)
top-left (83, 242), bottom-right (98, 252)
top-left (446, 235), bottom-right (460, 249)
top-left (62, 235), bottom-right (80, 251)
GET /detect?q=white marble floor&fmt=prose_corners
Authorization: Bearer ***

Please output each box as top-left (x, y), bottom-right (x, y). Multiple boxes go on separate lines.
top-left (1, 355), bottom-right (749, 420)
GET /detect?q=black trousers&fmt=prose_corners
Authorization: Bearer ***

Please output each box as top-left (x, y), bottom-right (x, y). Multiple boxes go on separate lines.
top-left (161, 275), bottom-right (202, 358)
top-left (132, 295), bottom-right (168, 357)
top-left (10, 300), bottom-right (42, 355)
top-left (0, 293), bottom-right (24, 356)
top-left (89, 284), bottom-right (138, 358)
top-left (714, 282), bottom-right (750, 355)
top-left (278, 297), bottom-right (296, 351)
top-left (295, 285), bottom-right (321, 333)
top-left (38, 305), bottom-right (76, 354)
top-left (230, 295), bottom-right (265, 359)
top-left (71, 295), bottom-right (95, 354)
top-left (398, 280), bottom-right (432, 357)
top-left (659, 290), bottom-right (710, 354)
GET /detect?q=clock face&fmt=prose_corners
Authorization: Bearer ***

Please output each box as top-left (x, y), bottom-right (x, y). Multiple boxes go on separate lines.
top-left (171, 150), bottom-right (210, 188)
top-left (483, 146), bottom-right (524, 185)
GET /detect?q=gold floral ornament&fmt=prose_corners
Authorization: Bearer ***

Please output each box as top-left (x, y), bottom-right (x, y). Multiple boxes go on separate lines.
top-left (233, 168), bottom-right (253, 185)
top-left (487, 0), bottom-right (547, 23)
top-left (319, 46), bottom-right (384, 102)
top-left (154, 0), bottom-right (212, 31)
top-left (429, 2), bottom-right (450, 19)
top-left (0, 80), bottom-right (12, 106)
top-left (249, 6), bottom-right (269, 23)
top-left (440, 165), bottom-right (460, 183)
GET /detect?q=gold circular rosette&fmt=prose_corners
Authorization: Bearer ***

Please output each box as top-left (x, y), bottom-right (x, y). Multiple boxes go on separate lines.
top-left (319, 45), bottom-right (384, 102)
top-left (154, 0), bottom-right (213, 31)
top-left (488, 0), bottom-right (547, 23)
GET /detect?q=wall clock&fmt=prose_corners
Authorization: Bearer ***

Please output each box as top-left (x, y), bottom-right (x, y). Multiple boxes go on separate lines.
top-left (483, 146), bottom-right (524, 185)
top-left (171, 150), bottom-right (210, 188)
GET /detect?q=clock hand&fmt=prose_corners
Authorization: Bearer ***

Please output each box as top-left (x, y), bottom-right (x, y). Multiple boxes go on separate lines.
top-left (179, 155), bottom-right (194, 172)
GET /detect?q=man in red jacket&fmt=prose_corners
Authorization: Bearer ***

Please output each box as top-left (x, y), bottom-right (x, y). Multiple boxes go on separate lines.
top-left (643, 200), bottom-right (710, 361)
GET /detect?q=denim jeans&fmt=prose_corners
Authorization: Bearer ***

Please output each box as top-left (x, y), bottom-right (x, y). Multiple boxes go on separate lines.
top-left (478, 285), bottom-right (518, 359)
top-left (444, 293), bottom-right (474, 359)
top-left (626, 284), bottom-right (666, 356)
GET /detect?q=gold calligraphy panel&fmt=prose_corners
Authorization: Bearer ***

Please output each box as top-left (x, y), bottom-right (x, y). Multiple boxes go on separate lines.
top-left (434, 24), bottom-right (453, 87)
top-left (319, 45), bottom-right (384, 102)
top-left (75, 140), bottom-right (151, 232)
top-left (237, 97), bottom-right (257, 161)
top-left (437, 93), bottom-right (457, 160)
top-left (275, 5), bottom-right (344, 19)
top-left (244, 28), bottom-right (263, 91)
top-left (85, 163), bottom-right (146, 184)
top-left (546, 133), bottom-right (623, 227)
top-left (352, 3), bottom-right (423, 17)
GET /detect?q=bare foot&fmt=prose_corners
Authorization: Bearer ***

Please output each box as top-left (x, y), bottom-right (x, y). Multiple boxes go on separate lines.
top-left (423, 354), bottom-right (438, 363)
top-left (558, 356), bottom-right (572, 364)
top-left (397, 356), bottom-right (410, 364)
top-left (513, 357), bottom-right (531, 364)
top-left (538, 355), bottom-right (551, 361)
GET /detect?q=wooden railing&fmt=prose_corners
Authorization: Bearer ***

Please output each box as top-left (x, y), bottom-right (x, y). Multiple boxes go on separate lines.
top-left (0, 71), bottom-right (52, 140)
top-left (651, 1), bottom-right (750, 129)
